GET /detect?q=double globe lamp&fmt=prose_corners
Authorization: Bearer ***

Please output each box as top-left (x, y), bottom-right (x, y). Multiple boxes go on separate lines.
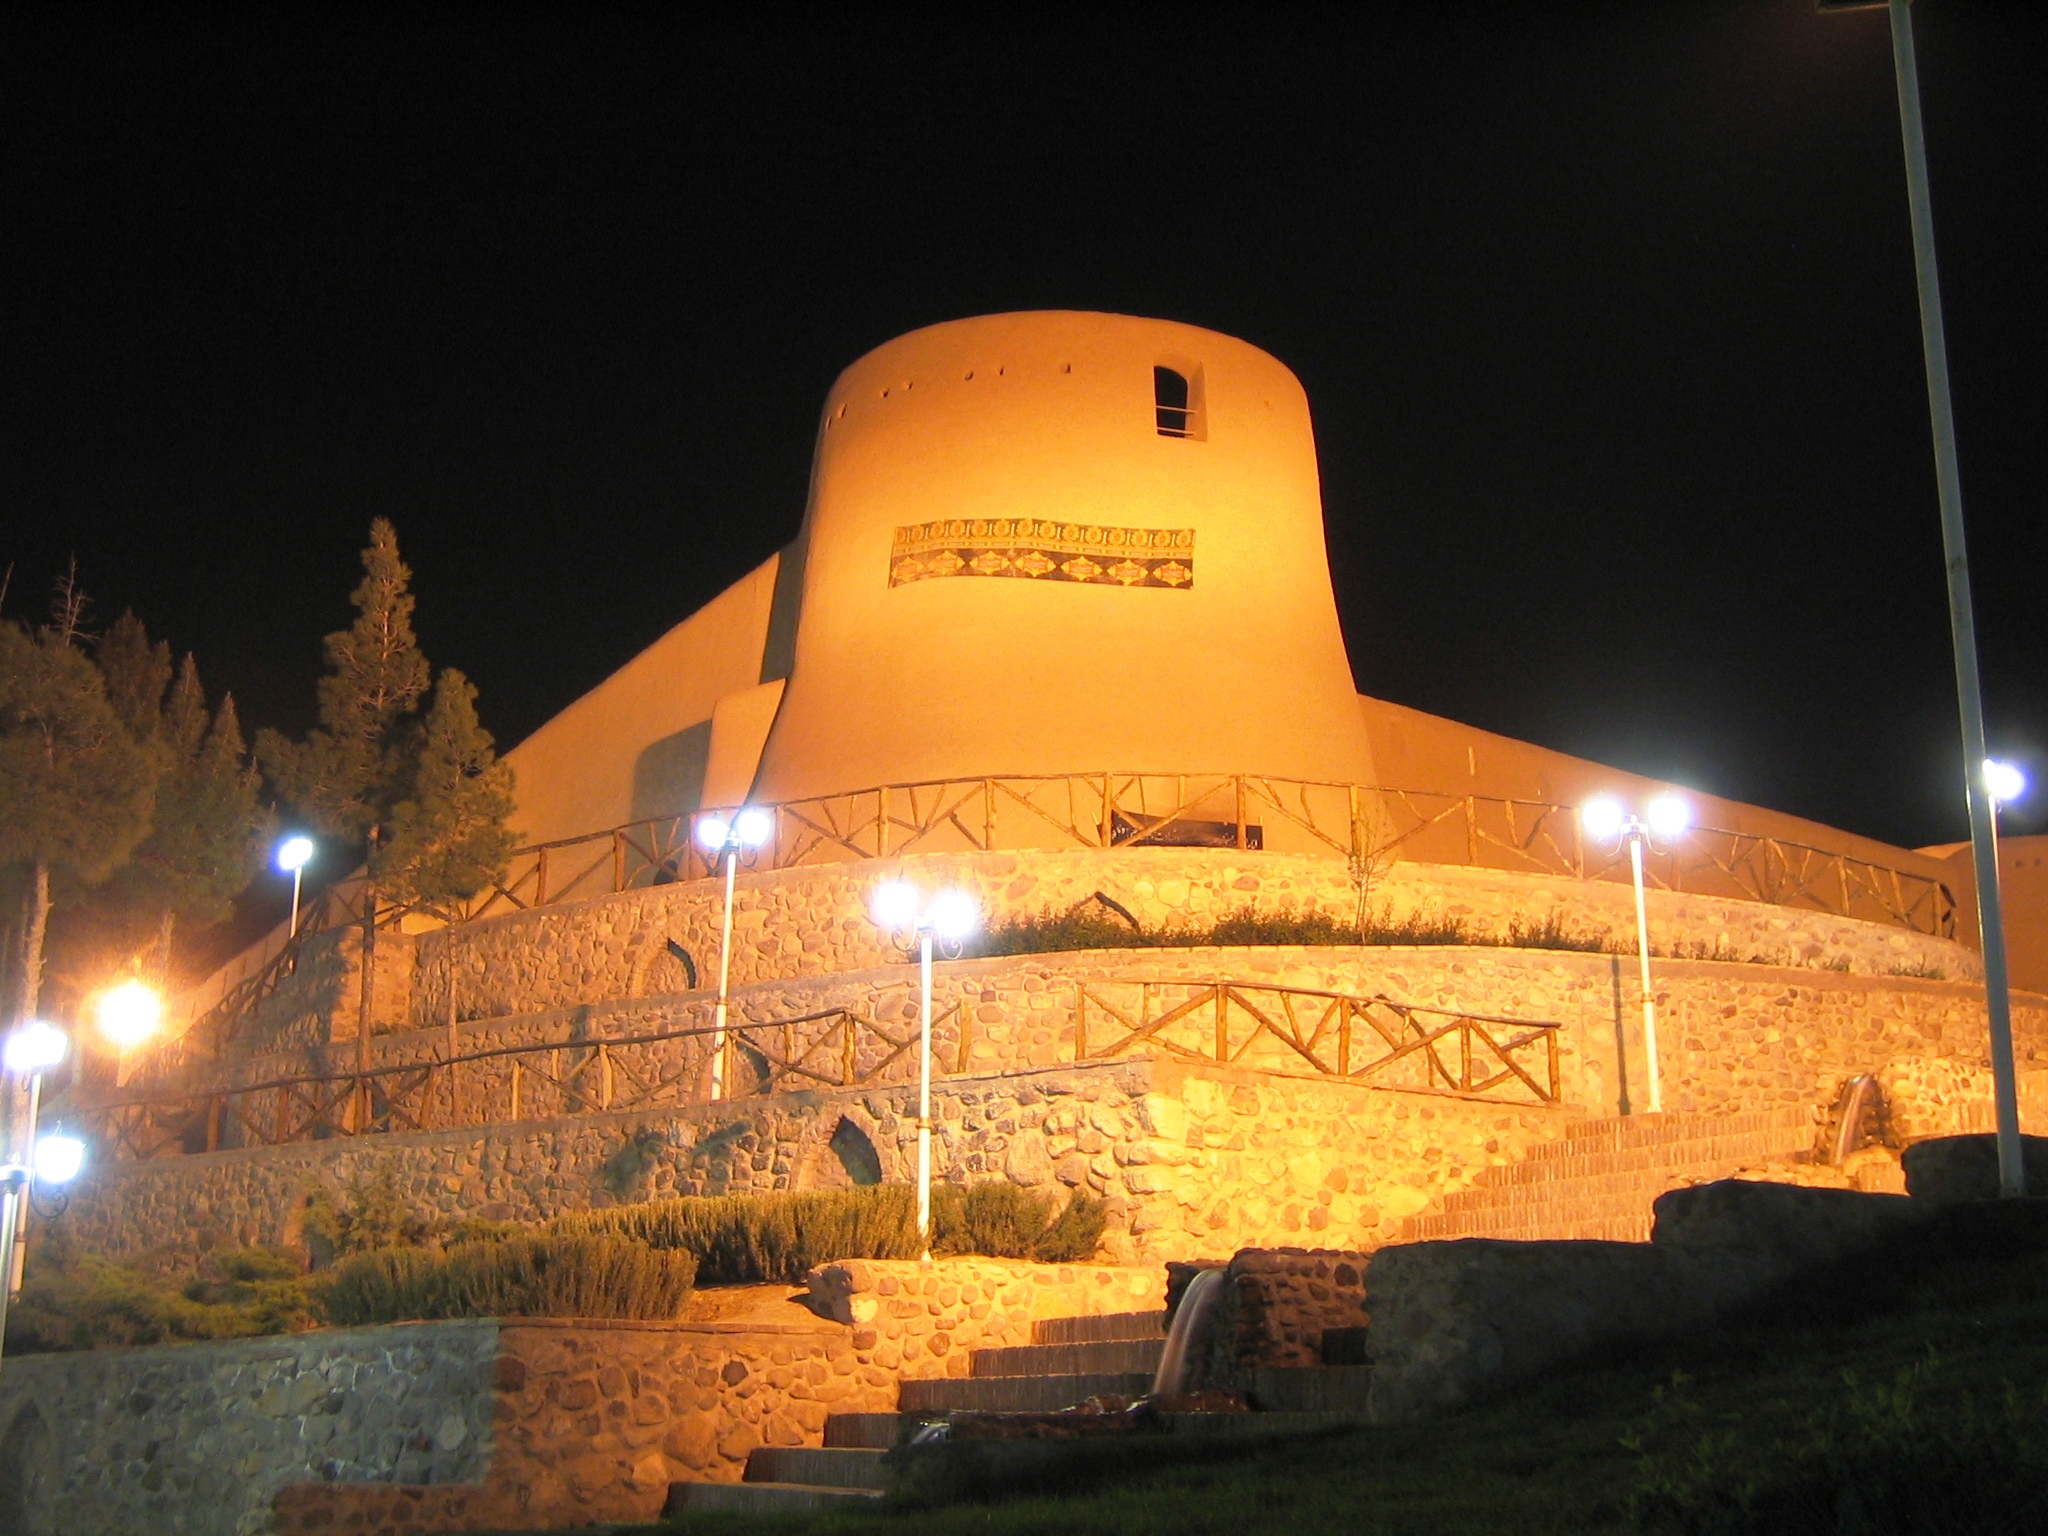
top-left (0, 1019), bottom-right (89, 1364)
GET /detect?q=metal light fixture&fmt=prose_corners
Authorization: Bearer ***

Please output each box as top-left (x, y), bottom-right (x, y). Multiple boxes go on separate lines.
top-left (1581, 795), bottom-right (1691, 1115)
top-left (696, 808), bottom-right (776, 1102)
top-left (276, 835), bottom-right (316, 937)
top-left (0, 1017), bottom-right (76, 1368)
top-left (870, 882), bottom-right (982, 1257)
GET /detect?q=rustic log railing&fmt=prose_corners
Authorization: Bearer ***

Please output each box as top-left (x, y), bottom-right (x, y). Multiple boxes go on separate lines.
top-left (1072, 979), bottom-right (1561, 1104)
top-left (77, 979), bottom-right (1557, 1161)
top-left (172, 772), bottom-right (1956, 1054)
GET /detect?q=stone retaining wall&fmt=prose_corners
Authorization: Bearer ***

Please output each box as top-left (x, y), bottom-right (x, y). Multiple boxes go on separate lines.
top-left (0, 1319), bottom-right (497, 1536)
top-left (194, 849), bottom-right (1973, 1055)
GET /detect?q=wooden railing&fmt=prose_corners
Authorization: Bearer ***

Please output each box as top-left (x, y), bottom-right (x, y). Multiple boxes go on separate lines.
top-left (76, 978), bottom-right (1556, 1161)
top-left (170, 772), bottom-right (1955, 1055)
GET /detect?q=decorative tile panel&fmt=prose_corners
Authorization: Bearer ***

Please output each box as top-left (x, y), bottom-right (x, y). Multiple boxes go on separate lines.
top-left (889, 519), bottom-right (1195, 589)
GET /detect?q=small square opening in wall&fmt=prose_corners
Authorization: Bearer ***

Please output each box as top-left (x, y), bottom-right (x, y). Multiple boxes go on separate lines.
top-left (1154, 363), bottom-right (1205, 439)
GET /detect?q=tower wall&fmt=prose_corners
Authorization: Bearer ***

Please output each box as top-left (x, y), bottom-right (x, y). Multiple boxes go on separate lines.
top-left (752, 312), bottom-right (1376, 802)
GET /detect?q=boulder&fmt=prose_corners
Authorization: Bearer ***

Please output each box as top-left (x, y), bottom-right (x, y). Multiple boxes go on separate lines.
top-left (1901, 1134), bottom-right (2048, 1204)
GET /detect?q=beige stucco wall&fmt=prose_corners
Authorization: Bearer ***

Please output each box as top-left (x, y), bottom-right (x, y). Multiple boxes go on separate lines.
top-left (502, 555), bottom-right (781, 847)
top-left (753, 311), bottom-right (1376, 802)
top-left (1921, 833), bottom-right (2048, 995)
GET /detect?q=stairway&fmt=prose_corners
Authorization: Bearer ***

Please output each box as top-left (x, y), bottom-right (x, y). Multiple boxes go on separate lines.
top-left (664, 1310), bottom-right (1168, 1513)
top-left (1399, 1105), bottom-right (1824, 1243)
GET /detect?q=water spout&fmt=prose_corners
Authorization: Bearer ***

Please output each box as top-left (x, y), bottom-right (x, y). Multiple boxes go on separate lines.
top-left (1152, 1267), bottom-right (1228, 1397)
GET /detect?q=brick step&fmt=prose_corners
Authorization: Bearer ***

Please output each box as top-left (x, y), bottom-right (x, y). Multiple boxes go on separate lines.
top-left (1033, 1310), bottom-right (1167, 1345)
top-left (1532, 1108), bottom-right (1815, 1160)
top-left (824, 1413), bottom-right (901, 1449)
top-left (1443, 1161), bottom-right (1805, 1212)
top-left (898, 1372), bottom-right (1154, 1413)
top-left (666, 1481), bottom-right (882, 1515)
top-left (1406, 1213), bottom-right (1656, 1243)
top-left (745, 1447), bottom-right (889, 1490)
top-left (1475, 1133), bottom-right (1814, 1188)
top-left (970, 1338), bottom-right (1164, 1378)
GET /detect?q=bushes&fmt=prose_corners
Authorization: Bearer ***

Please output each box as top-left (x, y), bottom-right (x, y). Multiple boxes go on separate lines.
top-left (319, 1234), bottom-right (697, 1326)
top-left (553, 1181), bottom-right (1109, 1282)
top-left (4, 1238), bottom-right (319, 1354)
top-left (553, 1185), bottom-right (923, 1283)
top-left (932, 1183), bottom-right (1107, 1264)
top-left (968, 898), bottom-right (1485, 958)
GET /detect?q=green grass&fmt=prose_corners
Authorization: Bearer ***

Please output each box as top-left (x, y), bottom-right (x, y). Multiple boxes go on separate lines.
top-left (619, 1202), bottom-right (2048, 1536)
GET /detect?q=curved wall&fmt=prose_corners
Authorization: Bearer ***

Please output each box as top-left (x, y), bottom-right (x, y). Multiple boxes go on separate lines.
top-left (753, 312), bottom-right (1375, 802)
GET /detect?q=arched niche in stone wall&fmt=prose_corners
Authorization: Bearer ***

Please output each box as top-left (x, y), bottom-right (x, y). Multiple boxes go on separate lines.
top-left (0, 1402), bottom-right (55, 1536)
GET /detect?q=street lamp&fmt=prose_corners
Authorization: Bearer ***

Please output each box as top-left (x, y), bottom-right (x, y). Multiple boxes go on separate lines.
top-left (276, 835), bottom-right (316, 937)
top-left (1819, 0), bottom-right (2026, 1196)
top-left (695, 807), bottom-right (775, 1102)
top-left (1582, 794), bottom-right (1690, 1115)
top-left (0, 1019), bottom-right (84, 1371)
top-left (870, 881), bottom-right (980, 1257)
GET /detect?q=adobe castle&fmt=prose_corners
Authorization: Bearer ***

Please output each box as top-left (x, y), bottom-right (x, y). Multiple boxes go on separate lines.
top-left (63, 310), bottom-right (2048, 1259)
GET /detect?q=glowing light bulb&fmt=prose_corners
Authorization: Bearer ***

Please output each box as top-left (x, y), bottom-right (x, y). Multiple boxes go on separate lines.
top-left (1985, 759), bottom-right (2026, 805)
top-left (1647, 794), bottom-right (1691, 838)
top-left (35, 1134), bottom-right (85, 1184)
top-left (733, 807), bottom-right (774, 847)
top-left (96, 979), bottom-right (163, 1050)
top-left (1580, 797), bottom-right (1625, 843)
top-left (928, 889), bottom-right (980, 941)
top-left (3, 1019), bottom-right (68, 1075)
top-left (872, 881), bottom-right (919, 931)
top-left (695, 816), bottom-right (732, 851)
top-left (275, 835), bottom-right (315, 873)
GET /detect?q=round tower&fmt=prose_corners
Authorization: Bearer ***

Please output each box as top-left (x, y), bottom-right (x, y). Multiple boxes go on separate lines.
top-left (751, 311), bottom-right (1373, 803)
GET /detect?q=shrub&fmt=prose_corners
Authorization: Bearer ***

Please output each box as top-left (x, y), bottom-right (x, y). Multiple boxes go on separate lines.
top-left (552, 1185), bottom-right (923, 1284)
top-left (932, 1183), bottom-right (1107, 1263)
top-left (4, 1238), bottom-right (318, 1353)
top-left (1505, 913), bottom-right (1611, 953)
top-left (303, 1165), bottom-right (431, 1265)
top-left (317, 1234), bottom-right (697, 1325)
top-left (968, 897), bottom-right (1479, 957)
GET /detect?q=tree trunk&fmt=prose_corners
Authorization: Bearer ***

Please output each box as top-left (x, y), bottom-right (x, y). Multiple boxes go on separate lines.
top-left (156, 908), bottom-right (178, 986)
top-left (16, 859), bottom-right (50, 1027)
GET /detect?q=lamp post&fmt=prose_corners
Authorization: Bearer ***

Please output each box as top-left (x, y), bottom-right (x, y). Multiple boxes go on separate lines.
top-left (1582, 794), bottom-right (1691, 1115)
top-left (0, 1019), bottom-right (87, 1373)
top-left (870, 882), bottom-right (980, 1257)
top-left (694, 808), bottom-right (774, 1101)
top-left (276, 835), bottom-right (315, 937)
top-left (1819, 0), bottom-right (2025, 1195)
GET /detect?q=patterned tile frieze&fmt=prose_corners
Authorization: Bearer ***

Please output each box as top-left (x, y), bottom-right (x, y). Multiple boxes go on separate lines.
top-left (889, 518), bottom-right (1195, 588)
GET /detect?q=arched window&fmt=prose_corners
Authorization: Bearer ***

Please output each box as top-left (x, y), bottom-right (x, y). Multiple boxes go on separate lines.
top-left (1154, 364), bottom-right (1204, 438)
top-left (829, 1116), bottom-right (883, 1186)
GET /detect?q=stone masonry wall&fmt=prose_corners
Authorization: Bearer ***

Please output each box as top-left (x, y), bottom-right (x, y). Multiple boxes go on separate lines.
top-left (0, 1319), bottom-right (497, 1536)
top-left (193, 849), bottom-right (1972, 1055)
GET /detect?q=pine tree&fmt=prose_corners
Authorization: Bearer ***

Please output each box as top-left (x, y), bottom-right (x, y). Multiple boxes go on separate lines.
top-left (96, 609), bottom-right (173, 742)
top-left (109, 651), bottom-right (269, 978)
top-left (376, 669), bottom-right (517, 910)
top-left (0, 615), bottom-right (157, 1024)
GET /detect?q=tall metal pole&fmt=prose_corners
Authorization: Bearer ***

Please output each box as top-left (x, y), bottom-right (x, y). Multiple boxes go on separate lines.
top-left (1887, 0), bottom-right (2024, 1195)
top-left (1628, 828), bottom-right (1664, 1114)
top-left (288, 865), bottom-right (304, 938)
top-left (711, 846), bottom-right (737, 1102)
top-left (0, 1068), bottom-right (46, 1377)
top-left (917, 928), bottom-right (933, 1260)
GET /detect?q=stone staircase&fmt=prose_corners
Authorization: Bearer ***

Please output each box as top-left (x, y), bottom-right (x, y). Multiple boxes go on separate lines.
top-left (1399, 1105), bottom-right (1825, 1243)
top-left (665, 1310), bottom-right (1168, 1513)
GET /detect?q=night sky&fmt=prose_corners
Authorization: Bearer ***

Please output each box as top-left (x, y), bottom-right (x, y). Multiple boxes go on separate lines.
top-left (5, 3), bottom-right (2044, 857)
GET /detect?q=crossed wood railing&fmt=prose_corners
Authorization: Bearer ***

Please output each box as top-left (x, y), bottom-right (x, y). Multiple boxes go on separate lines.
top-left (173, 771), bottom-right (1956, 1054)
top-left (76, 978), bottom-right (1558, 1161)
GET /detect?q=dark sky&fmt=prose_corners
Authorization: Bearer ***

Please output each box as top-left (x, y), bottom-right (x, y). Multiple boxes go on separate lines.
top-left (5, 3), bottom-right (2044, 852)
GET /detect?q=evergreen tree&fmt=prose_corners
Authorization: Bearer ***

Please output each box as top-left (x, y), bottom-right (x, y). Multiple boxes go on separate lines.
top-left (376, 668), bottom-right (517, 910)
top-left (0, 615), bottom-right (157, 1024)
top-left (96, 609), bottom-right (173, 742)
top-left (257, 518), bottom-right (430, 846)
top-left (108, 650), bottom-right (269, 977)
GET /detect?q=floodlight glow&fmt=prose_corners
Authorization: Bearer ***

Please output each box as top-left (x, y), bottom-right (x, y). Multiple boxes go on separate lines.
top-left (1985, 759), bottom-right (2026, 805)
top-left (1580, 797), bottom-right (1625, 843)
top-left (733, 807), bottom-right (774, 847)
top-left (34, 1134), bottom-right (85, 1185)
top-left (928, 889), bottom-right (980, 941)
top-left (275, 835), bottom-right (315, 873)
top-left (1647, 795), bottom-right (1691, 838)
top-left (872, 881), bottom-right (919, 931)
top-left (695, 816), bottom-right (732, 851)
top-left (3, 1020), bottom-right (68, 1075)
top-left (96, 979), bottom-right (163, 1050)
